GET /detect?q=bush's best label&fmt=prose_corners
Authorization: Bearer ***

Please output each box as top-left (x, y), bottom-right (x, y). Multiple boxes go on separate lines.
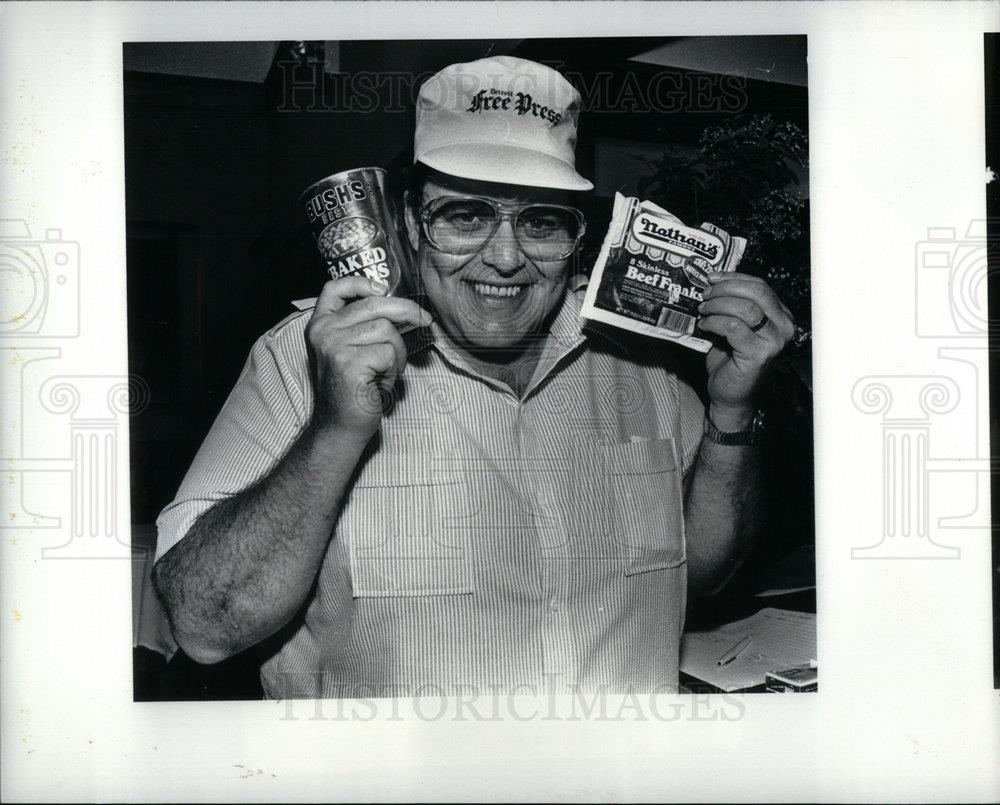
top-left (300, 167), bottom-right (411, 294)
top-left (304, 179), bottom-right (368, 226)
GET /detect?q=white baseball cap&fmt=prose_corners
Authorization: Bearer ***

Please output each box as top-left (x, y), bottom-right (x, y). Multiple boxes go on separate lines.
top-left (414, 56), bottom-right (594, 191)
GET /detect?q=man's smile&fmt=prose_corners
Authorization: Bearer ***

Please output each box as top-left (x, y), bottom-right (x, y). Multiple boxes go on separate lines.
top-left (465, 279), bottom-right (529, 300)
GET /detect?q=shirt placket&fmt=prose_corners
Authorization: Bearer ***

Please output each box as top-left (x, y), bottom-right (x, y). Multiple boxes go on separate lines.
top-left (521, 398), bottom-right (578, 695)
top-left (425, 299), bottom-right (589, 694)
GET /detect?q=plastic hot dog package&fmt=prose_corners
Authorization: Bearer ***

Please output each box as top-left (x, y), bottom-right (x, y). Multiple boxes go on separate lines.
top-left (580, 192), bottom-right (747, 352)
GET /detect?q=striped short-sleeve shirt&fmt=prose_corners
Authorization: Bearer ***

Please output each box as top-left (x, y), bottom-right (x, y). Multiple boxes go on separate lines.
top-left (156, 285), bottom-right (706, 697)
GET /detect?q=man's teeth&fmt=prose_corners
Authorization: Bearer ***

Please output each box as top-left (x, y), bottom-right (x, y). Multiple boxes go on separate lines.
top-left (472, 283), bottom-right (524, 298)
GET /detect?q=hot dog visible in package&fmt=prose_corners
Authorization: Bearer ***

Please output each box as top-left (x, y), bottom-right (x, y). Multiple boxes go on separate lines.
top-left (580, 193), bottom-right (747, 352)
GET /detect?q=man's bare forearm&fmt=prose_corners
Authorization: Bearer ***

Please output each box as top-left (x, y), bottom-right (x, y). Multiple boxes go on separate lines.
top-left (683, 405), bottom-right (765, 597)
top-left (152, 420), bottom-right (371, 664)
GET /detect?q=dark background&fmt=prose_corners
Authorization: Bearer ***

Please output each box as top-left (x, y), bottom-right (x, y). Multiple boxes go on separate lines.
top-left (125, 37), bottom-right (813, 699)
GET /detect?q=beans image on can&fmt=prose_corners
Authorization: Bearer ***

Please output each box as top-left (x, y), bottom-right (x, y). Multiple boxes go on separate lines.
top-left (300, 167), bottom-right (412, 296)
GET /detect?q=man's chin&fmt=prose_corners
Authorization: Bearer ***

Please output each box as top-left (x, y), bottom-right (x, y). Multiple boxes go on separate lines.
top-left (457, 325), bottom-right (535, 355)
top-left (443, 304), bottom-right (549, 350)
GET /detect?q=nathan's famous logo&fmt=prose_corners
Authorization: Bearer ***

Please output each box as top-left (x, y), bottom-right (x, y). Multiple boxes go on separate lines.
top-left (466, 88), bottom-right (563, 125)
top-left (632, 214), bottom-right (724, 266)
top-left (305, 179), bottom-right (368, 225)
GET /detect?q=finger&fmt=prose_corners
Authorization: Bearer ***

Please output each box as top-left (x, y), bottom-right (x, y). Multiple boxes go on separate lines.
top-left (696, 314), bottom-right (760, 355)
top-left (698, 296), bottom-right (769, 337)
top-left (709, 272), bottom-right (795, 321)
top-left (315, 276), bottom-right (389, 315)
top-left (335, 296), bottom-right (434, 330)
top-left (728, 276), bottom-right (793, 320)
top-left (702, 279), bottom-right (793, 338)
top-left (345, 318), bottom-right (408, 375)
top-left (707, 271), bottom-right (767, 286)
top-left (360, 341), bottom-right (398, 378)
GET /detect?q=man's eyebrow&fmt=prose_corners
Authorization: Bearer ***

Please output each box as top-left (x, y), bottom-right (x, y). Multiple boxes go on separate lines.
top-left (425, 190), bottom-right (572, 207)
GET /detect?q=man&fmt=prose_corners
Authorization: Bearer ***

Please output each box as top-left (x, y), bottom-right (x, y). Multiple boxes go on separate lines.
top-left (152, 56), bottom-right (795, 698)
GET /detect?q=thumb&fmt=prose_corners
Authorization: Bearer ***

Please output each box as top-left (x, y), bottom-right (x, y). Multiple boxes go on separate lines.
top-left (355, 345), bottom-right (400, 417)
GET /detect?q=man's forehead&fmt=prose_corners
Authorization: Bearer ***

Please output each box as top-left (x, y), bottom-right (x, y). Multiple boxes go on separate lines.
top-left (421, 173), bottom-right (572, 206)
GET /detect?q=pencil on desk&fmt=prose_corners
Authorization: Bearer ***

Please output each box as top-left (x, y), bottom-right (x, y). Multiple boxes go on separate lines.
top-left (716, 634), bottom-right (753, 666)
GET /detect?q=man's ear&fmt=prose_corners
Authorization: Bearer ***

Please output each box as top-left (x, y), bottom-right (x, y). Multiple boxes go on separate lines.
top-left (403, 191), bottom-right (421, 254)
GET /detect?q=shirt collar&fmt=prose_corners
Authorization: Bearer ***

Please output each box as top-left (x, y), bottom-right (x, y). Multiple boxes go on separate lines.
top-left (291, 275), bottom-right (613, 396)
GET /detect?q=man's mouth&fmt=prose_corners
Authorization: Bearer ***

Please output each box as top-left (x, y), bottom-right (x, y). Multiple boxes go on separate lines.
top-left (468, 281), bottom-right (527, 299)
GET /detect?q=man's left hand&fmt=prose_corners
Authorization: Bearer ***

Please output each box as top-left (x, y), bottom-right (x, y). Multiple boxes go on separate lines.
top-left (696, 271), bottom-right (796, 430)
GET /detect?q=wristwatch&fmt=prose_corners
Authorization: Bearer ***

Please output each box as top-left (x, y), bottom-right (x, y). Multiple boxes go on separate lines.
top-left (704, 409), bottom-right (766, 446)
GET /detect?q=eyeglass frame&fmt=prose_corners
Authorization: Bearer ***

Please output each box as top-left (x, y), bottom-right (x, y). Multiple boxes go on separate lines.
top-left (417, 194), bottom-right (587, 261)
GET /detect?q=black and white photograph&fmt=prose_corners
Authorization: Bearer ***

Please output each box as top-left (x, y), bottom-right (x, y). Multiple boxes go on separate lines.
top-left (125, 36), bottom-right (815, 701)
top-left (2, 2), bottom-right (999, 802)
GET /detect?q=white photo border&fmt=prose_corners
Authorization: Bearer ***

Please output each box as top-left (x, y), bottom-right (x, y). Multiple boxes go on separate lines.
top-left (1, 1), bottom-right (997, 802)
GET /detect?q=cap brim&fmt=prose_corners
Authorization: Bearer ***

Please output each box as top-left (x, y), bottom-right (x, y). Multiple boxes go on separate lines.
top-left (417, 143), bottom-right (593, 192)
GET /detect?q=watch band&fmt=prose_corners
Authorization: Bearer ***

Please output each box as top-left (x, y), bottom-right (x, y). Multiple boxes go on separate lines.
top-left (704, 409), bottom-right (766, 446)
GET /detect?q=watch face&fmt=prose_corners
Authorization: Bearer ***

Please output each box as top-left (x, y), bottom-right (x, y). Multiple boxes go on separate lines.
top-left (705, 410), bottom-right (765, 445)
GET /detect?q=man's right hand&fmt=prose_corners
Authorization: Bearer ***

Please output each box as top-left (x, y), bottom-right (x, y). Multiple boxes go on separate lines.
top-left (305, 276), bottom-right (433, 438)
top-left (156, 274), bottom-right (432, 663)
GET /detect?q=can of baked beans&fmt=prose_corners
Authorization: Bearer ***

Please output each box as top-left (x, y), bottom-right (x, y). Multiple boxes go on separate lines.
top-left (300, 167), bottom-right (411, 295)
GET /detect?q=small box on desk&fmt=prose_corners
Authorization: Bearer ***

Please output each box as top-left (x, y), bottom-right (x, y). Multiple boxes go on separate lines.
top-left (765, 664), bottom-right (818, 693)
top-left (679, 673), bottom-right (766, 694)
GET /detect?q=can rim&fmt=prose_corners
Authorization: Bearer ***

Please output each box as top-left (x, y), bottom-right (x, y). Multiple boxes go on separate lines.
top-left (299, 167), bottom-right (387, 201)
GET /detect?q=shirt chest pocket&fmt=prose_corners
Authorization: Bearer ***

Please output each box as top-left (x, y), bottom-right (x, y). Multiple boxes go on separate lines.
top-left (344, 465), bottom-right (473, 598)
top-left (602, 437), bottom-right (686, 576)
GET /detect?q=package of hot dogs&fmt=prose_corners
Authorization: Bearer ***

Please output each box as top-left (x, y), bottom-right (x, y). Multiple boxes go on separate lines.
top-left (580, 193), bottom-right (747, 352)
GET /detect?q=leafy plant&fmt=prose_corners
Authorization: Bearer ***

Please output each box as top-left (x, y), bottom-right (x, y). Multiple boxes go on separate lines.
top-left (635, 114), bottom-right (811, 348)
top-left (631, 115), bottom-right (815, 600)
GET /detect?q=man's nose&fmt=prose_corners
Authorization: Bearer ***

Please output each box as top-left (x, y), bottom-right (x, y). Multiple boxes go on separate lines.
top-left (480, 219), bottom-right (526, 275)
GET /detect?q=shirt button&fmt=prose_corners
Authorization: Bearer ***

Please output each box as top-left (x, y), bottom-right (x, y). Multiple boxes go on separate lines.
top-left (549, 598), bottom-right (559, 612)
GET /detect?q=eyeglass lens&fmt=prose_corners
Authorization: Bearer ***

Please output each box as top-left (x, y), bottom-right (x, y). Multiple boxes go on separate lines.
top-left (426, 198), bottom-right (581, 259)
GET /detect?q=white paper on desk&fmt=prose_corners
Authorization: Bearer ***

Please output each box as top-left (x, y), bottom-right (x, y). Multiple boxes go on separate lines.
top-left (680, 608), bottom-right (816, 692)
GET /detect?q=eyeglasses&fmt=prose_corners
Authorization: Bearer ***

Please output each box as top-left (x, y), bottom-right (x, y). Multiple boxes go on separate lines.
top-left (419, 195), bottom-right (586, 261)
